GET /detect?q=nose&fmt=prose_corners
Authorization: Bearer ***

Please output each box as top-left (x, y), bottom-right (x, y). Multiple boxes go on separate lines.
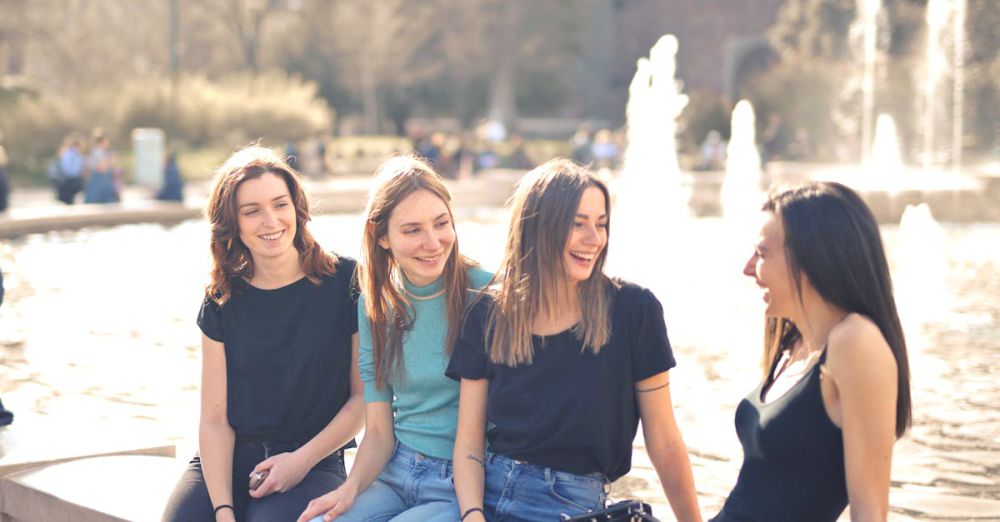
top-left (583, 224), bottom-right (604, 245)
top-left (262, 208), bottom-right (278, 227)
top-left (743, 253), bottom-right (757, 278)
top-left (422, 228), bottom-right (444, 250)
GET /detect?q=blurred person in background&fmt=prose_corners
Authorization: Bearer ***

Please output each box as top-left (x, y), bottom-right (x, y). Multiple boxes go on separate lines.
top-left (84, 133), bottom-right (119, 204)
top-left (156, 152), bottom-right (184, 202)
top-left (0, 265), bottom-right (10, 426)
top-left (0, 134), bottom-right (10, 212)
top-left (56, 137), bottom-right (85, 205)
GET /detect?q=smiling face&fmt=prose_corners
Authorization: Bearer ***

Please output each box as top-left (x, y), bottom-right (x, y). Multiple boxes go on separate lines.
top-left (743, 211), bottom-right (798, 317)
top-left (235, 172), bottom-right (298, 264)
top-left (562, 186), bottom-right (609, 286)
top-left (379, 189), bottom-right (456, 287)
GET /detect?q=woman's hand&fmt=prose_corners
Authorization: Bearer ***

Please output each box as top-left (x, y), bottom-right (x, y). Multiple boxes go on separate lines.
top-left (296, 483), bottom-right (359, 522)
top-left (248, 450), bottom-right (312, 498)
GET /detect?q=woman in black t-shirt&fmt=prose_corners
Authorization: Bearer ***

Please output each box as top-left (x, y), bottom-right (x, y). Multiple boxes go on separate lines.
top-left (162, 146), bottom-right (364, 522)
top-left (447, 159), bottom-right (701, 522)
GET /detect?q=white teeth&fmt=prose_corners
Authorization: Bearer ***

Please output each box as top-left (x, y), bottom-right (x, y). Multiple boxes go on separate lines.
top-left (571, 252), bottom-right (595, 261)
top-left (260, 231), bottom-right (284, 240)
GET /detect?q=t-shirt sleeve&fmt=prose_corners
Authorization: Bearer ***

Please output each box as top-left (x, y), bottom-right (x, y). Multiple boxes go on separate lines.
top-left (197, 295), bottom-right (224, 343)
top-left (445, 297), bottom-right (492, 381)
top-left (358, 297), bottom-right (392, 403)
top-left (630, 287), bottom-right (676, 382)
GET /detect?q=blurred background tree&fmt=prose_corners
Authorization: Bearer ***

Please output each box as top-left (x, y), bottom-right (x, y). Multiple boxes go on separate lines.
top-left (0, 0), bottom-right (997, 182)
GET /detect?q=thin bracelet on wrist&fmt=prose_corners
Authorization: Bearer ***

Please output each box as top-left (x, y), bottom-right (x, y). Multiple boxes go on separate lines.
top-left (461, 507), bottom-right (485, 520)
top-left (213, 504), bottom-right (235, 516)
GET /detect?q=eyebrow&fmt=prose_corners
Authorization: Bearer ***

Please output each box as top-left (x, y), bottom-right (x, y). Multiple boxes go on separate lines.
top-left (238, 195), bottom-right (289, 209)
top-left (399, 212), bottom-right (449, 228)
top-left (575, 212), bottom-right (608, 220)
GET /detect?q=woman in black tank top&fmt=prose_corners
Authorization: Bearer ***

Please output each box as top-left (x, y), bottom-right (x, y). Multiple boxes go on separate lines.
top-left (712, 182), bottom-right (912, 521)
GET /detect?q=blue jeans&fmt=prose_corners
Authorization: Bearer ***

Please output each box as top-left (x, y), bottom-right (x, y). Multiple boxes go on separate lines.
top-left (312, 441), bottom-right (458, 522)
top-left (483, 452), bottom-right (608, 522)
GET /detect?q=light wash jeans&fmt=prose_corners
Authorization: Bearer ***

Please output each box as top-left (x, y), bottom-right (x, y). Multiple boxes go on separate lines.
top-left (483, 452), bottom-right (608, 522)
top-left (310, 441), bottom-right (458, 522)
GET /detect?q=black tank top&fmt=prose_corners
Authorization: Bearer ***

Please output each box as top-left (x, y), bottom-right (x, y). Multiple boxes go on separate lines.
top-left (711, 349), bottom-right (848, 522)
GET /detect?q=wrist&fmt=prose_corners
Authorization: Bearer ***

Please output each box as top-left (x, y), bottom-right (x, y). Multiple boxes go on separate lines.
top-left (461, 506), bottom-right (485, 521)
top-left (292, 446), bottom-right (319, 469)
top-left (339, 478), bottom-right (361, 497)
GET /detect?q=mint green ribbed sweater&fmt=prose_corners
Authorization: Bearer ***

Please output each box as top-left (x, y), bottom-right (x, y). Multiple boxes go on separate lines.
top-left (358, 267), bottom-right (492, 459)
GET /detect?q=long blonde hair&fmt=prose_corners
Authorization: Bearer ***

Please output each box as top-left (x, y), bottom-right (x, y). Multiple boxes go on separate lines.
top-left (360, 156), bottom-right (475, 389)
top-left (488, 159), bottom-right (615, 366)
top-left (205, 146), bottom-right (335, 304)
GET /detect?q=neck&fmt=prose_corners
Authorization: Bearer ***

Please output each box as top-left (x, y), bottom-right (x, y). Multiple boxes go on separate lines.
top-left (789, 293), bottom-right (848, 354)
top-left (250, 249), bottom-right (304, 289)
top-left (533, 284), bottom-right (580, 333)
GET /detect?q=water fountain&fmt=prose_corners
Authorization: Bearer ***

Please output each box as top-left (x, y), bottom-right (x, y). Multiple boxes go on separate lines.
top-left (609, 34), bottom-right (690, 301)
top-left (922, 0), bottom-right (966, 171)
top-left (857, 0), bottom-right (883, 163)
top-left (721, 100), bottom-right (764, 228)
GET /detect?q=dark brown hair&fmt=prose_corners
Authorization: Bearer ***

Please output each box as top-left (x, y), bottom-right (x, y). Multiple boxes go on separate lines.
top-left (489, 159), bottom-right (615, 366)
top-left (205, 145), bottom-right (335, 304)
top-left (762, 181), bottom-right (911, 437)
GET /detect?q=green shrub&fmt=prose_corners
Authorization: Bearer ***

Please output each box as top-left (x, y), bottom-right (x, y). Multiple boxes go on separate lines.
top-left (0, 71), bottom-right (334, 183)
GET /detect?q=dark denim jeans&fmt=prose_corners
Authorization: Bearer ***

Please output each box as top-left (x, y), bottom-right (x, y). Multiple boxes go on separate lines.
top-left (483, 452), bottom-right (608, 522)
top-left (161, 439), bottom-right (346, 522)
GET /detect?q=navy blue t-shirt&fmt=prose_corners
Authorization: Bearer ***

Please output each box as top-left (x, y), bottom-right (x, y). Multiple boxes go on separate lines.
top-left (198, 255), bottom-right (358, 447)
top-left (446, 281), bottom-right (675, 481)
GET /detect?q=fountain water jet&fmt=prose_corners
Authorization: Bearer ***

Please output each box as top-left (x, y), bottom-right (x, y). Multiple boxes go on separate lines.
top-left (721, 100), bottom-right (764, 228)
top-left (609, 34), bottom-right (689, 288)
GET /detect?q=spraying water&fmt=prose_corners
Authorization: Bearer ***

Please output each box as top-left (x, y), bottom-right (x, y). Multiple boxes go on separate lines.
top-left (610, 34), bottom-right (689, 288)
top-left (721, 100), bottom-right (764, 227)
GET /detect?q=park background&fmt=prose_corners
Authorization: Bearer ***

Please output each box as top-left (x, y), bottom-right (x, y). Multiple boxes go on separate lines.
top-left (1, 1), bottom-right (999, 521)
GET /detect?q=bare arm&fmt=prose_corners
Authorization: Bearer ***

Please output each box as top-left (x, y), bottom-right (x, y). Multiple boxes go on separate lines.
top-left (297, 401), bottom-right (395, 521)
top-left (199, 334), bottom-right (237, 522)
top-left (827, 315), bottom-right (898, 522)
top-left (636, 371), bottom-right (702, 522)
top-left (452, 378), bottom-right (489, 522)
top-left (252, 333), bottom-right (366, 498)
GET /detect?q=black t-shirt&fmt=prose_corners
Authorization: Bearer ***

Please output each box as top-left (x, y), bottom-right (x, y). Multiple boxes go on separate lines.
top-left (198, 256), bottom-right (358, 447)
top-left (446, 281), bottom-right (675, 481)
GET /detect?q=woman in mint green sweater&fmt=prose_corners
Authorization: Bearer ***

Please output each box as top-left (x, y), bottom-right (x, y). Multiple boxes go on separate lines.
top-left (299, 156), bottom-right (490, 522)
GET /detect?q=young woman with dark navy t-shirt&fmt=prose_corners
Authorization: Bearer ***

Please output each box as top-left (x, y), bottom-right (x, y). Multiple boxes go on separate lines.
top-left (447, 159), bottom-right (702, 522)
top-left (711, 182), bottom-right (912, 521)
top-left (162, 147), bottom-right (364, 522)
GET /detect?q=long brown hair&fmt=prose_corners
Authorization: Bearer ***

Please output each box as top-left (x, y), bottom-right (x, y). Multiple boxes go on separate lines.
top-left (761, 182), bottom-right (911, 437)
top-left (360, 155), bottom-right (475, 390)
top-left (205, 145), bottom-right (335, 304)
top-left (488, 159), bottom-right (616, 366)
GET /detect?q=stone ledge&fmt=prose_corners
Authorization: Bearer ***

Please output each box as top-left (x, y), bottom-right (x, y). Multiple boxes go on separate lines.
top-left (1, 455), bottom-right (182, 522)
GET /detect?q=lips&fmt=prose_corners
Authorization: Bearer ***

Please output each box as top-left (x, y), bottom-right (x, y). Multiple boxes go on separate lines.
top-left (569, 251), bottom-right (597, 264)
top-left (259, 230), bottom-right (285, 241)
top-left (414, 253), bottom-right (443, 265)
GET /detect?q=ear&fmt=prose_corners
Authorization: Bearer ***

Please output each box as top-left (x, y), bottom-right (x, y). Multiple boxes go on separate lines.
top-left (378, 236), bottom-right (390, 250)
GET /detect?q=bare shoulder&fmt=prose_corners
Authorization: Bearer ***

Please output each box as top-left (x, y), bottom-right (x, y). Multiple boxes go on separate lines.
top-left (825, 313), bottom-right (897, 381)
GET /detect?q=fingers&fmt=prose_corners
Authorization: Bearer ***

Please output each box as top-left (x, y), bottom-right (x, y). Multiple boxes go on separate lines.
top-left (251, 456), bottom-right (277, 474)
top-left (249, 474), bottom-right (279, 498)
top-left (296, 495), bottom-right (338, 522)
